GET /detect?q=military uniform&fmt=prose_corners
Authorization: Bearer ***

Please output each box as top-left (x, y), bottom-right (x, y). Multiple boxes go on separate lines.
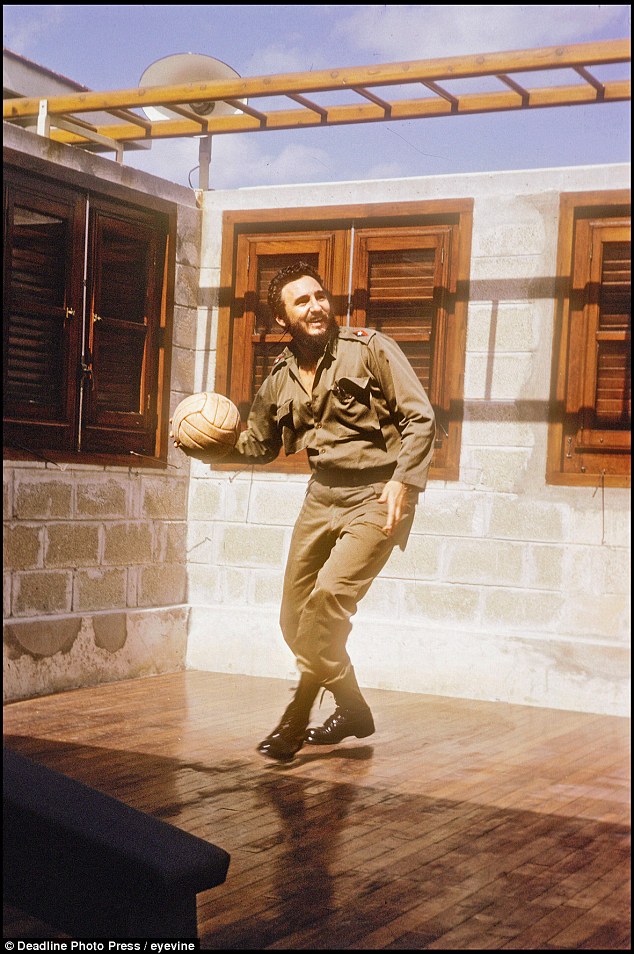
top-left (232, 326), bottom-right (435, 690)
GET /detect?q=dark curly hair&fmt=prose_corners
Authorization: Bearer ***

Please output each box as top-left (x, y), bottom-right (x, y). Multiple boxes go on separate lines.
top-left (267, 261), bottom-right (326, 320)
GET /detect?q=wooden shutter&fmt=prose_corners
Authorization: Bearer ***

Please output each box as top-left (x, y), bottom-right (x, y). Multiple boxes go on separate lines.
top-left (563, 215), bottom-right (630, 477)
top-left (351, 226), bottom-right (455, 471)
top-left (80, 206), bottom-right (166, 456)
top-left (226, 232), bottom-right (346, 412)
top-left (3, 175), bottom-right (83, 451)
top-left (217, 203), bottom-right (471, 480)
top-left (218, 231), bottom-right (346, 473)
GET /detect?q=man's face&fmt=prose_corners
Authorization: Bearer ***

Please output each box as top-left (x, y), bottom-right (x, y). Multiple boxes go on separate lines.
top-left (276, 275), bottom-right (337, 352)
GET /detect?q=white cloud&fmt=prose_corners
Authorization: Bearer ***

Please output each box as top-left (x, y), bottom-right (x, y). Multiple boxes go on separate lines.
top-left (333, 4), bottom-right (630, 61)
top-left (124, 137), bottom-right (201, 189)
top-left (363, 160), bottom-right (408, 180)
top-left (211, 137), bottom-right (333, 188)
top-left (124, 133), bottom-right (335, 190)
top-left (245, 43), bottom-right (329, 77)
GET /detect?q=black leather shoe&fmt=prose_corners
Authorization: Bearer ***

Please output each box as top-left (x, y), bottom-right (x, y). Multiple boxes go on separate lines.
top-left (257, 718), bottom-right (307, 762)
top-left (305, 706), bottom-right (375, 745)
top-left (257, 674), bottom-right (321, 762)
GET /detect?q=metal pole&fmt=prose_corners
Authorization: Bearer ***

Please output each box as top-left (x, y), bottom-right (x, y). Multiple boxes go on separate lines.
top-left (198, 135), bottom-right (212, 190)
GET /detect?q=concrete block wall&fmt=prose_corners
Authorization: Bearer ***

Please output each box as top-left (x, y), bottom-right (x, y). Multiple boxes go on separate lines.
top-left (3, 126), bottom-right (200, 702)
top-left (186, 164), bottom-right (631, 717)
top-left (2, 128), bottom-right (630, 717)
top-left (3, 448), bottom-right (193, 704)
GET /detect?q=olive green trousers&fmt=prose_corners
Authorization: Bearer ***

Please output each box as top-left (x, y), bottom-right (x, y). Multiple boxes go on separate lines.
top-left (280, 478), bottom-right (416, 689)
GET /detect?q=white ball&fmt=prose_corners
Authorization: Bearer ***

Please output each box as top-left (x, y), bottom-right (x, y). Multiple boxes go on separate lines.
top-left (170, 392), bottom-right (241, 458)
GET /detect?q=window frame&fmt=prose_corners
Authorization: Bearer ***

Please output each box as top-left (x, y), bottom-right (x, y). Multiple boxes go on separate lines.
top-left (547, 190), bottom-right (631, 488)
top-left (215, 199), bottom-right (473, 482)
top-left (3, 165), bottom-right (175, 469)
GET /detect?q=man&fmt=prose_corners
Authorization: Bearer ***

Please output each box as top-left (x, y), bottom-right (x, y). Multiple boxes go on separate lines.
top-left (228, 261), bottom-right (435, 762)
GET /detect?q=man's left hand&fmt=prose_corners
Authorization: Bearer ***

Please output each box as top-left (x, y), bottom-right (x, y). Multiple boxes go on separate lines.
top-left (379, 480), bottom-right (410, 535)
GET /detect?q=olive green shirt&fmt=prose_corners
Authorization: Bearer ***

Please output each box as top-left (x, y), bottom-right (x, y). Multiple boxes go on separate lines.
top-left (232, 327), bottom-right (436, 490)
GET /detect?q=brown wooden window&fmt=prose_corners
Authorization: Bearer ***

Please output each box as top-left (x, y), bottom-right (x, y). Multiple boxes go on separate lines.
top-left (216, 201), bottom-right (472, 480)
top-left (548, 192), bottom-right (631, 487)
top-left (3, 168), bottom-right (170, 465)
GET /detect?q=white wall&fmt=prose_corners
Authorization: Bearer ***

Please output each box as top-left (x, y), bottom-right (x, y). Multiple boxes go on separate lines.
top-left (186, 164), bottom-right (631, 717)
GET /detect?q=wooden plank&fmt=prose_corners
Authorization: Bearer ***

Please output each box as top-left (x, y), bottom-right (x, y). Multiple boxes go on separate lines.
top-left (4, 40), bottom-right (629, 120)
top-left (43, 79), bottom-right (632, 145)
top-left (2, 671), bottom-right (630, 948)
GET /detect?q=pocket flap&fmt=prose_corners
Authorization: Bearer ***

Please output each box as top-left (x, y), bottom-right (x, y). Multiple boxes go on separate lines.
top-left (334, 375), bottom-right (371, 404)
top-left (276, 399), bottom-right (293, 425)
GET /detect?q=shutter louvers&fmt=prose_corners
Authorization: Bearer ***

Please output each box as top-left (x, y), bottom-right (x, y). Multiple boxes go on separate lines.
top-left (251, 252), bottom-right (320, 394)
top-left (3, 177), bottom-right (82, 452)
top-left (595, 239), bottom-right (631, 427)
top-left (81, 209), bottom-right (165, 456)
top-left (364, 247), bottom-right (435, 392)
top-left (7, 209), bottom-right (68, 410)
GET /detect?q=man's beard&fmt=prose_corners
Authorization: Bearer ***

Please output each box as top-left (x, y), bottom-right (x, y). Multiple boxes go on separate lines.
top-left (291, 315), bottom-right (339, 359)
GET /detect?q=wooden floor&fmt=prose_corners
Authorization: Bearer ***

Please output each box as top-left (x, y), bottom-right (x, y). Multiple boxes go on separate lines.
top-left (3, 670), bottom-right (631, 950)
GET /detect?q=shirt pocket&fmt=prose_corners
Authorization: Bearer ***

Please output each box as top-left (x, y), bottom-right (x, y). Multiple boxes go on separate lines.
top-left (331, 375), bottom-right (380, 431)
top-left (276, 398), bottom-right (309, 455)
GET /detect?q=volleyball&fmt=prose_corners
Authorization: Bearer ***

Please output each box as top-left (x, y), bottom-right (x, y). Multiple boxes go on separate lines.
top-left (170, 391), bottom-right (241, 458)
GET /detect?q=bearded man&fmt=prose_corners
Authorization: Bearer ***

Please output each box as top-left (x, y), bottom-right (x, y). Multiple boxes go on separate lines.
top-left (227, 261), bottom-right (436, 762)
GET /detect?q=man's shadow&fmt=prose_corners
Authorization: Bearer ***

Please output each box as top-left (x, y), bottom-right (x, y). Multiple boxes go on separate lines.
top-left (254, 762), bottom-right (367, 926)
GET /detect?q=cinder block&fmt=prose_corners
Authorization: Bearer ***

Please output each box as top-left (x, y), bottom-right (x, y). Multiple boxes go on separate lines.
top-left (75, 478), bottom-right (128, 519)
top-left (102, 523), bottom-right (153, 566)
top-left (382, 535), bottom-right (441, 580)
top-left (249, 483), bottom-right (307, 525)
top-left (141, 478), bottom-right (188, 520)
top-left (186, 522), bottom-right (216, 564)
top-left (251, 570), bottom-right (284, 606)
top-left (464, 354), bottom-right (534, 401)
top-left (462, 399), bottom-right (537, 447)
top-left (3, 573), bottom-right (11, 620)
top-left (471, 194), bottom-right (555, 258)
top-left (466, 302), bottom-right (537, 353)
top-left (526, 545), bottom-right (564, 590)
top-left (186, 564), bottom-right (222, 605)
top-left (412, 491), bottom-right (486, 537)
top-left (193, 351), bottom-right (218, 396)
top-left (138, 564), bottom-right (187, 607)
top-left (3, 471), bottom-right (12, 520)
top-left (170, 345), bottom-right (196, 395)
top-left (14, 476), bottom-right (73, 520)
top-left (153, 523), bottom-right (188, 563)
top-left (174, 262), bottom-right (199, 309)
top-left (219, 567), bottom-right (249, 604)
top-left (602, 547), bottom-right (632, 596)
top-left (195, 303), bottom-right (218, 348)
top-left (220, 525), bottom-right (286, 567)
top-left (171, 305), bottom-right (197, 350)
top-left (489, 497), bottom-right (567, 543)
top-left (446, 539), bottom-right (523, 586)
top-left (354, 576), bottom-right (400, 619)
top-left (175, 205), bottom-right (202, 268)
top-left (13, 571), bottom-right (72, 617)
top-left (482, 589), bottom-right (563, 630)
top-left (4, 525), bottom-right (43, 570)
top-left (188, 480), bottom-right (223, 520)
top-left (74, 568), bottom-right (127, 612)
top-left (402, 582), bottom-right (480, 623)
top-left (45, 524), bottom-right (100, 567)
top-left (467, 448), bottom-right (532, 493)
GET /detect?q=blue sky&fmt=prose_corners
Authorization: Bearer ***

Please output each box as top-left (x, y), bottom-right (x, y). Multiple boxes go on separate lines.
top-left (3, 4), bottom-right (631, 189)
